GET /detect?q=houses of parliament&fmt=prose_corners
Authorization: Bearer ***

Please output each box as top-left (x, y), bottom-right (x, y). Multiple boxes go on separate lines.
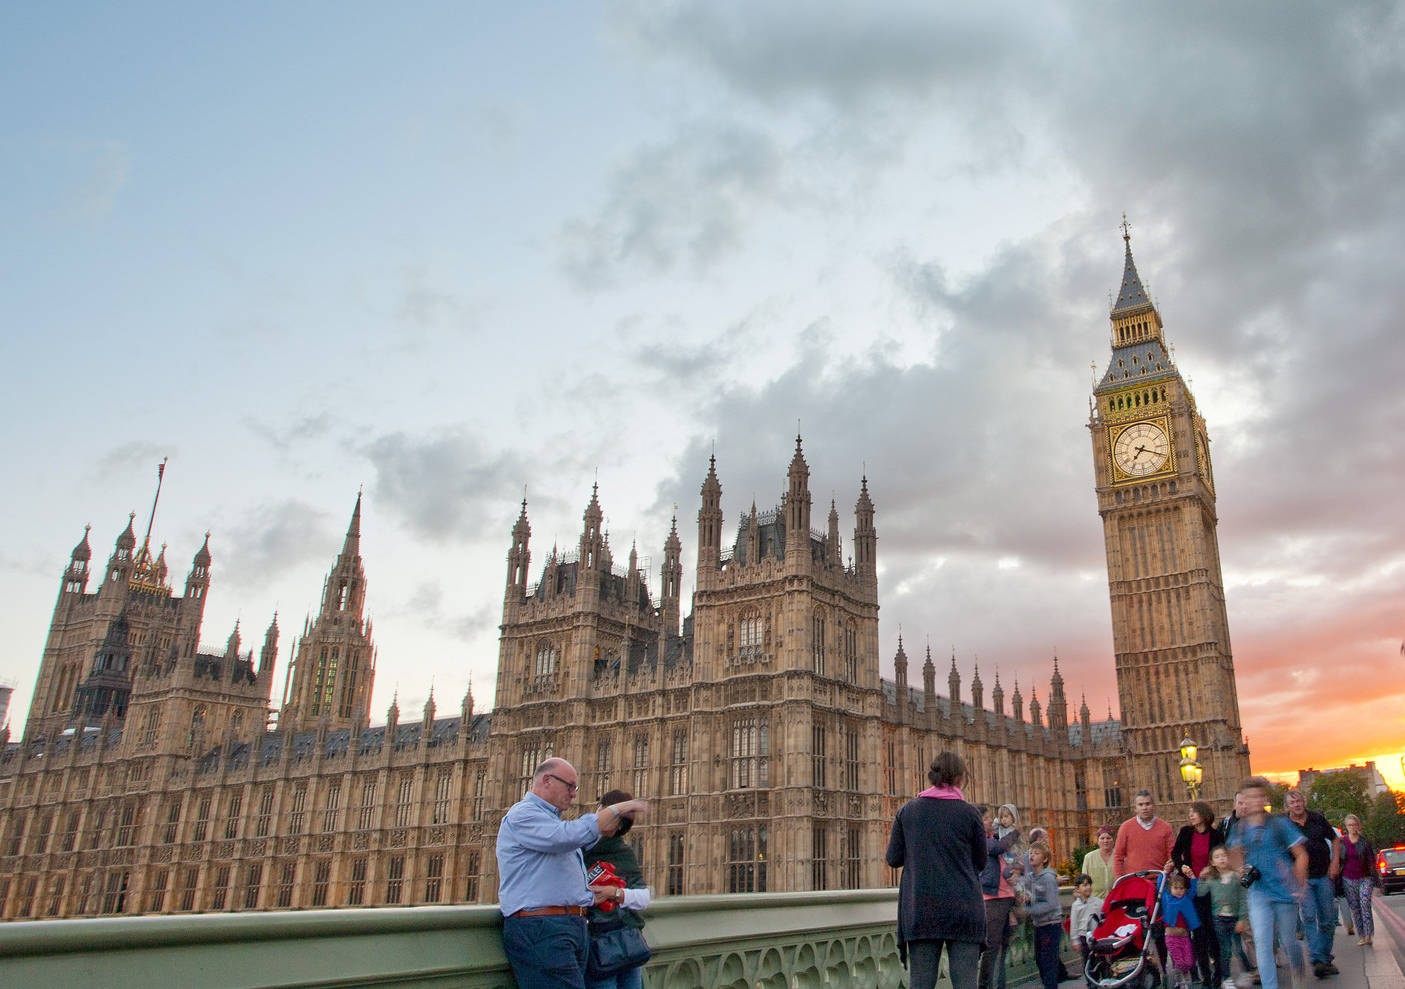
top-left (0, 235), bottom-right (1251, 920)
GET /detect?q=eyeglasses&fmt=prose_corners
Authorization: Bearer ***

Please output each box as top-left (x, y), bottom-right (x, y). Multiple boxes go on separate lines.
top-left (546, 773), bottom-right (578, 793)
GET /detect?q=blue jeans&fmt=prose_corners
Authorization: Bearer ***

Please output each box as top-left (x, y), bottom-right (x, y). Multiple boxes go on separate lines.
top-left (502, 914), bottom-right (589, 989)
top-left (1299, 876), bottom-right (1336, 964)
top-left (585, 966), bottom-right (644, 989)
top-left (1246, 890), bottom-right (1304, 989)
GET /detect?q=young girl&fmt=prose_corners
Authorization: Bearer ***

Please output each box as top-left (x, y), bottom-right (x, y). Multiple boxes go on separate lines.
top-left (1201, 845), bottom-right (1249, 989)
top-left (1161, 871), bottom-right (1201, 989)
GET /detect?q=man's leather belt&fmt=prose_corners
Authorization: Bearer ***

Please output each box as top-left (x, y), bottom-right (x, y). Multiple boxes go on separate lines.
top-left (511, 905), bottom-right (588, 918)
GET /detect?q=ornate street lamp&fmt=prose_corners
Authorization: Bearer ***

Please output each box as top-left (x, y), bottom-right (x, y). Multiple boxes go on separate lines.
top-left (1179, 735), bottom-right (1203, 801)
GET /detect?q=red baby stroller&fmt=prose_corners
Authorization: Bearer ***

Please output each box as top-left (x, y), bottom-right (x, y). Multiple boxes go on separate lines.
top-left (1084, 871), bottom-right (1164, 989)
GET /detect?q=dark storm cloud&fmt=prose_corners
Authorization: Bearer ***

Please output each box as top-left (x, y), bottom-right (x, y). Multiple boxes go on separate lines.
top-left (214, 499), bottom-right (338, 589)
top-left (645, 233), bottom-right (1117, 697)
top-left (614, 0), bottom-right (1405, 766)
top-left (559, 122), bottom-right (785, 286)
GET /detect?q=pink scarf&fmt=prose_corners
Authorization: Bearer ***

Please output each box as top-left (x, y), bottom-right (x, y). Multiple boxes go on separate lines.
top-left (918, 784), bottom-right (964, 800)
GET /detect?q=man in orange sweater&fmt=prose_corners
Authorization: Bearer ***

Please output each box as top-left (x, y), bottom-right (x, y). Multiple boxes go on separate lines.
top-left (1114, 789), bottom-right (1177, 972)
top-left (1113, 789), bottom-right (1175, 876)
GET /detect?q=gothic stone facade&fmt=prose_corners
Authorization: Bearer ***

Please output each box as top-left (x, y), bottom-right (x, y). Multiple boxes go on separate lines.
top-left (0, 238), bottom-right (1245, 920)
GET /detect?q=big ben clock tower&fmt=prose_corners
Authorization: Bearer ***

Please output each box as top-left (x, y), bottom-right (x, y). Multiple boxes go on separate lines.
top-left (1090, 222), bottom-right (1251, 810)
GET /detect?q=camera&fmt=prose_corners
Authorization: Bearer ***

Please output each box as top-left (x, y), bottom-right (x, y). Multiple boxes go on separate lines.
top-left (1240, 865), bottom-right (1261, 889)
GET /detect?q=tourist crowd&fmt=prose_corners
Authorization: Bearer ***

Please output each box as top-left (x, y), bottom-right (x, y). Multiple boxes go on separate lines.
top-left (886, 759), bottom-right (1387, 989)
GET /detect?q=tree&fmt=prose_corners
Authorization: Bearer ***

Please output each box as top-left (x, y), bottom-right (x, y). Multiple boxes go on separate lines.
top-left (1366, 790), bottom-right (1405, 848)
top-left (1306, 772), bottom-right (1372, 825)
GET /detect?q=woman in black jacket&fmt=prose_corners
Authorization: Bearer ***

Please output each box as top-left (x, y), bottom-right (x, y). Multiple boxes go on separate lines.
top-left (1171, 800), bottom-right (1224, 988)
top-left (886, 751), bottom-right (987, 989)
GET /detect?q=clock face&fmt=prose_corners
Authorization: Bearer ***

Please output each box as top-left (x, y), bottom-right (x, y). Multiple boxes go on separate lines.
top-left (1112, 421), bottom-right (1170, 476)
top-left (1196, 432), bottom-right (1213, 488)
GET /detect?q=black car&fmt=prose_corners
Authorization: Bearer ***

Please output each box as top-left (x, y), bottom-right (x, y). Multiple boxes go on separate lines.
top-left (1377, 846), bottom-right (1405, 895)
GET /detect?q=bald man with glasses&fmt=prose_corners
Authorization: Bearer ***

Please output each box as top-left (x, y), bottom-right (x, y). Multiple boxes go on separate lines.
top-left (497, 757), bottom-right (650, 988)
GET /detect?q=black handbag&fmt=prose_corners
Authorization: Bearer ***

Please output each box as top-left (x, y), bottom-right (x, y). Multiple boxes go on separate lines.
top-left (586, 919), bottom-right (652, 978)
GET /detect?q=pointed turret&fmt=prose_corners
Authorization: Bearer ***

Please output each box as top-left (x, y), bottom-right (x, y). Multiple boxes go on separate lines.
top-left (853, 474), bottom-right (876, 582)
top-left (992, 668), bottom-right (1005, 717)
top-left (461, 681), bottom-right (474, 723)
top-left (1012, 679), bottom-right (1024, 724)
top-left (318, 495), bottom-right (368, 619)
top-left (745, 500), bottom-right (760, 564)
top-left (661, 515), bottom-right (682, 635)
top-left (1029, 687), bottom-right (1042, 728)
top-left (387, 691), bottom-right (400, 731)
top-left (971, 661), bottom-right (984, 712)
top-left (1047, 655), bottom-right (1068, 733)
top-left (894, 635), bottom-right (909, 720)
top-left (580, 483), bottom-right (605, 571)
top-left (225, 621), bottom-right (241, 659)
top-left (697, 454), bottom-right (723, 584)
top-left (423, 687), bottom-right (436, 726)
top-left (1097, 219), bottom-right (1177, 393)
top-left (506, 496), bottom-right (531, 601)
top-left (826, 498), bottom-right (841, 564)
top-left (103, 514), bottom-right (138, 586)
top-left (259, 614), bottom-right (279, 677)
top-left (63, 525), bottom-right (92, 594)
top-left (947, 651), bottom-right (961, 714)
top-left (71, 526), bottom-right (92, 563)
top-left (343, 490), bottom-right (363, 560)
top-left (283, 496), bottom-right (374, 730)
top-left (115, 515), bottom-right (137, 556)
top-left (922, 644), bottom-right (936, 711)
top-left (1111, 223), bottom-right (1154, 319)
top-left (784, 434), bottom-right (812, 568)
top-left (1080, 692), bottom-right (1093, 744)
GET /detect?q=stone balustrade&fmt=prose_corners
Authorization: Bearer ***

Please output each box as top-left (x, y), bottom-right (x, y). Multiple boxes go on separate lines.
top-left (0, 887), bottom-right (1061, 988)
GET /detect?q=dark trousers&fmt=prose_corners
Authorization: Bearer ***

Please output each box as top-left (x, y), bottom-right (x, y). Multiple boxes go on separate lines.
top-left (1034, 923), bottom-right (1062, 989)
top-left (1193, 892), bottom-right (1220, 984)
top-left (1214, 915), bottom-right (1248, 981)
top-left (502, 914), bottom-right (589, 989)
top-left (909, 938), bottom-right (982, 989)
top-left (980, 897), bottom-right (1015, 989)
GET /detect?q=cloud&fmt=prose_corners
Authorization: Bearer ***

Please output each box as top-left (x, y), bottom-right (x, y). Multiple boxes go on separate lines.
top-left (94, 441), bottom-right (171, 478)
top-left (214, 500), bottom-right (339, 589)
top-left (559, 123), bottom-right (785, 286)
top-left (242, 414), bottom-right (335, 455)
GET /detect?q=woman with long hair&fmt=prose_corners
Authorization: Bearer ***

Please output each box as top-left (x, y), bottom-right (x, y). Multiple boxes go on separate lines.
top-left (1172, 801), bottom-right (1225, 988)
top-left (1339, 815), bottom-right (1377, 946)
top-left (886, 752), bottom-right (988, 989)
top-left (978, 805), bottom-right (1018, 989)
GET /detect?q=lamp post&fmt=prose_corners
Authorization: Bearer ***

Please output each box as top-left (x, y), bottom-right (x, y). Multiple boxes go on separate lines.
top-left (1179, 735), bottom-right (1203, 801)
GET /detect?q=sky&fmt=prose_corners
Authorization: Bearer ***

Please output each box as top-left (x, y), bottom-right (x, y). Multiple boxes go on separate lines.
top-left (2, 2), bottom-right (1402, 790)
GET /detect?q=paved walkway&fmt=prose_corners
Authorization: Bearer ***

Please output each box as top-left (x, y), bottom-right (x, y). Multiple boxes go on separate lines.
top-left (1018, 895), bottom-right (1405, 989)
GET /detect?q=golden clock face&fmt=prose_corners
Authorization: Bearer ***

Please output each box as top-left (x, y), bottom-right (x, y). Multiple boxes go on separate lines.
top-left (1112, 420), bottom-right (1170, 476)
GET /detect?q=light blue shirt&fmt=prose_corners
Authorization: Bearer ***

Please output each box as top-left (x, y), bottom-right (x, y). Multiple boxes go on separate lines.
top-left (496, 792), bottom-right (602, 916)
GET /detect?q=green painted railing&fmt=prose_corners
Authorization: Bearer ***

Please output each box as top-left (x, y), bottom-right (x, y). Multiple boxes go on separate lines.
top-left (0, 889), bottom-right (1067, 988)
